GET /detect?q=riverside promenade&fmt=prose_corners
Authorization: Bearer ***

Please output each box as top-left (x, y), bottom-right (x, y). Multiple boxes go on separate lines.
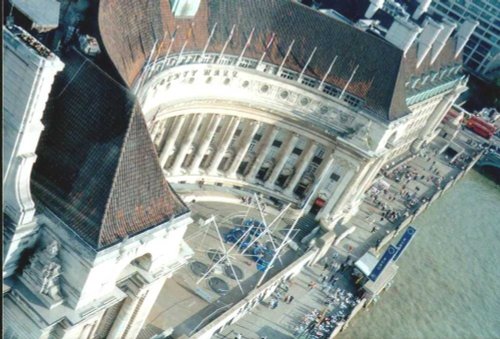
top-left (216, 130), bottom-right (485, 339)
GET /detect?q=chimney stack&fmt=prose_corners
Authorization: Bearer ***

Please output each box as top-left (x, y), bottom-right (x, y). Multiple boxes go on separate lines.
top-left (454, 19), bottom-right (479, 59)
top-left (385, 17), bottom-right (422, 56)
top-left (412, 0), bottom-right (432, 21)
top-left (430, 19), bottom-right (457, 65)
top-left (365, 0), bottom-right (385, 19)
top-left (416, 18), bottom-right (444, 68)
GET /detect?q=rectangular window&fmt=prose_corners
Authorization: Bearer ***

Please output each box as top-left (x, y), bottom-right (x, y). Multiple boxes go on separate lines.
top-left (292, 147), bottom-right (303, 156)
top-left (235, 129), bottom-right (242, 137)
top-left (253, 134), bottom-right (262, 141)
top-left (272, 140), bottom-right (282, 148)
top-left (312, 156), bottom-right (323, 165)
top-left (330, 172), bottom-right (340, 181)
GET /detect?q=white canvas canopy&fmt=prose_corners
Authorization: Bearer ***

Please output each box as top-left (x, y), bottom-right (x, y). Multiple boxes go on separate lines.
top-left (355, 251), bottom-right (378, 276)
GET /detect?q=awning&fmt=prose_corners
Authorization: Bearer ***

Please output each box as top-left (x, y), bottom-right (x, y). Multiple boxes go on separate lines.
top-left (314, 198), bottom-right (326, 207)
top-left (354, 251), bottom-right (378, 276)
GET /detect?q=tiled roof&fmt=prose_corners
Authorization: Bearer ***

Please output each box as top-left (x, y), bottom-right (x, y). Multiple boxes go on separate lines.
top-left (32, 50), bottom-right (188, 250)
top-left (97, 0), bottom-right (460, 121)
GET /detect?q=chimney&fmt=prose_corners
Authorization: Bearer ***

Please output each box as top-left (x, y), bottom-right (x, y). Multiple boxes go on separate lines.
top-left (454, 19), bottom-right (479, 59)
top-left (385, 17), bottom-right (422, 56)
top-left (412, 0), bottom-right (432, 21)
top-left (430, 20), bottom-right (457, 65)
top-left (365, 0), bottom-right (384, 19)
top-left (416, 18), bottom-right (444, 68)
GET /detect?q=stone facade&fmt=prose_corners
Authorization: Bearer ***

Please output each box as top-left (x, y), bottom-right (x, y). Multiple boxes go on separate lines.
top-left (3, 0), bottom-right (473, 337)
top-left (138, 50), bottom-right (467, 231)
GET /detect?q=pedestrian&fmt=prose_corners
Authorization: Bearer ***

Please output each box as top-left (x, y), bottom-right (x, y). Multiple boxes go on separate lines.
top-left (323, 262), bottom-right (330, 271)
top-left (287, 295), bottom-right (294, 304)
top-left (370, 226), bottom-right (376, 233)
top-left (284, 295), bottom-right (290, 303)
top-left (308, 281), bottom-right (316, 290)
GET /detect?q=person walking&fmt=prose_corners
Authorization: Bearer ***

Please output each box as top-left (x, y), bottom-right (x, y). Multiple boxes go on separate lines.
top-left (287, 295), bottom-right (294, 304)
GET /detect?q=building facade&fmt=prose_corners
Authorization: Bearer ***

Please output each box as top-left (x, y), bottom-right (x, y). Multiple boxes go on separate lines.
top-left (429, 0), bottom-right (499, 81)
top-left (113, 0), bottom-right (471, 231)
top-left (3, 25), bottom-right (193, 339)
top-left (3, 25), bottom-right (64, 277)
top-left (3, 0), bottom-right (476, 338)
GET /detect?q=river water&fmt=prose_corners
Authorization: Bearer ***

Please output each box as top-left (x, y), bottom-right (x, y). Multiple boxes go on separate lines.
top-left (338, 170), bottom-right (500, 339)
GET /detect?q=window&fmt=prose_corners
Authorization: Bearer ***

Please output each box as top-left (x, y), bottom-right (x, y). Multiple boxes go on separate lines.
top-left (312, 156), bottom-right (323, 165)
top-left (330, 172), bottom-right (340, 181)
top-left (253, 134), bottom-right (262, 141)
top-left (235, 129), bottom-right (242, 137)
top-left (272, 140), bottom-right (282, 148)
top-left (292, 147), bottom-right (302, 156)
top-left (323, 85), bottom-right (341, 97)
top-left (302, 78), bottom-right (316, 88)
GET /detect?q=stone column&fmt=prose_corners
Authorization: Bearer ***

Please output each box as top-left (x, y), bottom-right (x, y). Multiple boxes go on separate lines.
top-left (265, 133), bottom-right (299, 187)
top-left (413, 91), bottom-right (458, 151)
top-left (422, 91), bottom-right (458, 138)
top-left (207, 117), bottom-right (241, 175)
top-left (284, 141), bottom-right (317, 195)
top-left (350, 157), bottom-right (385, 204)
top-left (314, 150), bottom-right (334, 188)
top-left (106, 295), bottom-right (141, 339)
top-left (319, 159), bottom-right (361, 221)
top-left (227, 121), bottom-right (261, 177)
top-left (159, 115), bottom-right (186, 168)
top-left (188, 114), bottom-right (222, 173)
top-left (246, 126), bottom-right (279, 181)
top-left (170, 114), bottom-right (203, 175)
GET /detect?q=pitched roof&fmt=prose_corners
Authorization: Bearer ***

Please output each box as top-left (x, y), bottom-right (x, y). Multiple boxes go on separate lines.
top-left (32, 50), bottom-right (188, 250)
top-left (98, 0), bottom-right (398, 120)
top-left (97, 0), bottom-right (460, 121)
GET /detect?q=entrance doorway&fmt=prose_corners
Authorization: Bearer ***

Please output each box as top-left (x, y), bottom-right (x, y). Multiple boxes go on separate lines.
top-left (309, 198), bottom-right (325, 216)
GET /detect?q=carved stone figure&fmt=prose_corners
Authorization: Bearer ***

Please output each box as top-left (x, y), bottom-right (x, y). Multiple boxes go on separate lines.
top-left (20, 240), bottom-right (64, 308)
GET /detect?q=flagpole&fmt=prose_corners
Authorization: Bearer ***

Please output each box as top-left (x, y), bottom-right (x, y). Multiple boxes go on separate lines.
top-left (236, 27), bottom-right (255, 66)
top-left (176, 40), bottom-right (188, 66)
top-left (298, 46), bottom-right (317, 82)
top-left (340, 65), bottom-right (359, 99)
top-left (135, 39), bottom-right (158, 94)
top-left (257, 32), bottom-right (276, 68)
top-left (277, 39), bottom-right (295, 75)
top-left (160, 25), bottom-right (179, 71)
top-left (319, 56), bottom-right (338, 90)
top-left (202, 22), bottom-right (218, 57)
top-left (150, 31), bottom-right (168, 75)
top-left (218, 24), bottom-right (236, 64)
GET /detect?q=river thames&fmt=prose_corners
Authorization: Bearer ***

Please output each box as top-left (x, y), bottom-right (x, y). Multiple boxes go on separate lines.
top-left (339, 170), bottom-right (500, 339)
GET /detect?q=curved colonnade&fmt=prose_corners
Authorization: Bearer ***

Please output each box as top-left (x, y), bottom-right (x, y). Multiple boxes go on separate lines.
top-left (138, 55), bottom-right (383, 227)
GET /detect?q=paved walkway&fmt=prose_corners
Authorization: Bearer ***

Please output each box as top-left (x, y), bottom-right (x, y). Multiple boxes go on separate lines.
top-left (333, 135), bottom-right (480, 260)
top-left (209, 133), bottom-right (483, 339)
top-left (216, 262), bottom-right (358, 339)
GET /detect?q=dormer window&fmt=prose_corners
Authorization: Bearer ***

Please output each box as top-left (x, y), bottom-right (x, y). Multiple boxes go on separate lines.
top-left (169, 0), bottom-right (201, 18)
